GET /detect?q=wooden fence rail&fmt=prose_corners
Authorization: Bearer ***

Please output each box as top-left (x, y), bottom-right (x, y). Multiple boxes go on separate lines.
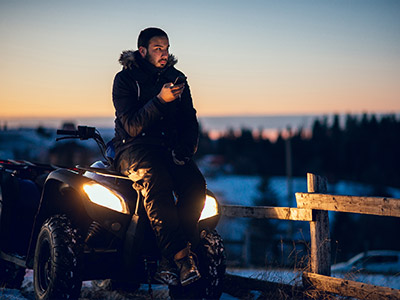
top-left (221, 205), bottom-right (314, 221)
top-left (220, 173), bottom-right (400, 300)
top-left (296, 193), bottom-right (400, 217)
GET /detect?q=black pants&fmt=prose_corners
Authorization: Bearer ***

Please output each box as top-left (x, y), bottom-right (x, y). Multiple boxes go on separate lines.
top-left (118, 144), bottom-right (206, 260)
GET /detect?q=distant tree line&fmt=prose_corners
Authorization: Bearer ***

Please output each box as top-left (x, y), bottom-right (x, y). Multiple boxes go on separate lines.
top-left (198, 113), bottom-right (400, 263)
top-left (197, 113), bottom-right (400, 189)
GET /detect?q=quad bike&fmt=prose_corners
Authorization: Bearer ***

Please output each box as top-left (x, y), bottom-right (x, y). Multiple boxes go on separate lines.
top-left (0, 126), bottom-right (226, 299)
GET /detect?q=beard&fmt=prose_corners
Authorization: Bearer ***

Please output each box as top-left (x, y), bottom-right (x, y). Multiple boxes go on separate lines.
top-left (145, 52), bottom-right (167, 69)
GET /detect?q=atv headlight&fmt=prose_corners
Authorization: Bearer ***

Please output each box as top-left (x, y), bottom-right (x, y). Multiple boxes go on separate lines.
top-left (83, 183), bottom-right (128, 214)
top-left (199, 194), bottom-right (219, 221)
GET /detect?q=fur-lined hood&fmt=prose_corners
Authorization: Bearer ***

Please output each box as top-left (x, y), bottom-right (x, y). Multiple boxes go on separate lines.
top-left (118, 50), bottom-right (178, 70)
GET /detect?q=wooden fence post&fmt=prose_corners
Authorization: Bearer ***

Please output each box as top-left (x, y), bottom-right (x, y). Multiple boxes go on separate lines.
top-left (307, 173), bottom-right (331, 276)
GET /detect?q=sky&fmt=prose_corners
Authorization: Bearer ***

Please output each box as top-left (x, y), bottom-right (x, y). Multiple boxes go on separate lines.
top-left (1, 0), bottom-right (399, 120)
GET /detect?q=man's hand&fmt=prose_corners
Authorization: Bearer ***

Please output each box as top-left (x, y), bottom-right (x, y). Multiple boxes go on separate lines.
top-left (157, 83), bottom-right (185, 103)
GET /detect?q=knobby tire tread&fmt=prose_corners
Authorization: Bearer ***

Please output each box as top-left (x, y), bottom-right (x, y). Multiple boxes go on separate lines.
top-left (34, 214), bottom-right (82, 300)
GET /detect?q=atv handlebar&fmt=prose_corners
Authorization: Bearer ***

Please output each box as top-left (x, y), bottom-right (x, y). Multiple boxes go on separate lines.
top-left (56, 126), bottom-right (96, 140)
top-left (56, 129), bottom-right (78, 136)
top-left (56, 126), bottom-right (111, 165)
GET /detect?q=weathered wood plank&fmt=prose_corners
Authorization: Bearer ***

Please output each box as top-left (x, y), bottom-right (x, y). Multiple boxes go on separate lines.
top-left (220, 205), bottom-right (314, 221)
top-left (309, 210), bottom-right (331, 275)
top-left (307, 173), bottom-right (331, 276)
top-left (303, 272), bottom-right (400, 300)
top-left (307, 172), bottom-right (327, 193)
top-left (295, 193), bottom-right (400, 217)
top-left (223, 273), bottom-right (304, 299)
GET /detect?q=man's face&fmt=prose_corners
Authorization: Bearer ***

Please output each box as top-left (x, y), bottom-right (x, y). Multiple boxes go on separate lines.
top-left (140, 36), bottom-right (170, 68)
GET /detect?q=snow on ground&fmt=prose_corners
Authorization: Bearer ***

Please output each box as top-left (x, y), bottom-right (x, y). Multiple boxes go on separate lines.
top-left (0, 289), bottom-right (26, 300)
top-left (227, 268), bottom-right (400, 290)
top-left (206, 173), bottom-right (400, 208)
top-left (1, 268), bottom-right (398, 299)
top-left (0, 269), bottom-right (240, 300)
top-left (205, 174), bottom-right (262, 206)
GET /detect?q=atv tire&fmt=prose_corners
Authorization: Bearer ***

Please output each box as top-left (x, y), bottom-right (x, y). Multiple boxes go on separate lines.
top-left (34, 215), bottom-right (83, 300)
top-left (169, 229), bottom-right (226, 300)
top-left (0, 259), bottom-right (26, 289)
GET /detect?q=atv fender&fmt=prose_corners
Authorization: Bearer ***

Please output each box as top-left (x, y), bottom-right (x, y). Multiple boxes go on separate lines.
top-left (26, 168), bottom-right (131, 267)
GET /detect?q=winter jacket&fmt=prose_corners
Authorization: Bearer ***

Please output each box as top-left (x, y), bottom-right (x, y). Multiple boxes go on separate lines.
top-left (112, 50), bottom-right (199, 162)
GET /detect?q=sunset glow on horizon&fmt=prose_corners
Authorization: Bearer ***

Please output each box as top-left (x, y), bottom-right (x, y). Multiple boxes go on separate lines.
top-left (1, 0), bottom-right (399, 120)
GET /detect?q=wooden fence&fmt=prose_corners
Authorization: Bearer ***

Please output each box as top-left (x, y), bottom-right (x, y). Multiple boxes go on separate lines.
top-left (220, 173), bottom-right (400, 300)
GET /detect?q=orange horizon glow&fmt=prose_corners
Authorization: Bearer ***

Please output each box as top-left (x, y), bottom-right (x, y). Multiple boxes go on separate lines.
top-left (1, 1), bottom-right (399, 121)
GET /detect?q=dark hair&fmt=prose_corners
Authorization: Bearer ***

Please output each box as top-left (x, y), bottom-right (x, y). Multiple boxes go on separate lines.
top-left (137, 27), bottom-right (168, 49)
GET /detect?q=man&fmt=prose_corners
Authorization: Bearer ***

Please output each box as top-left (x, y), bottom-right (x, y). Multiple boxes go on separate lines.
top-left (112, 27), bottom-right (205, 287)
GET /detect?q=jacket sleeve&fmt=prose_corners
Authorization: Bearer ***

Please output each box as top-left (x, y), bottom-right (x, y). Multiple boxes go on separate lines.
top-left (112, 72), bottom-right (167, 138)
top-left (174, 82), bottom-right (199, 159)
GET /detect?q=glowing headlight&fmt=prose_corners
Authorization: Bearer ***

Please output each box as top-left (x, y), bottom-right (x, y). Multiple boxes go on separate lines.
top-left (83, 183), bottom-right (128, 214)
top-left (199, 194), bottom-right (219, 221)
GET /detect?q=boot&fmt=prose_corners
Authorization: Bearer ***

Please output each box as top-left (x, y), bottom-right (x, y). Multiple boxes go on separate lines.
top-left (174, 243), bottom-right (201, 286)
top-left (154, 256), bottom-right (179, 286)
